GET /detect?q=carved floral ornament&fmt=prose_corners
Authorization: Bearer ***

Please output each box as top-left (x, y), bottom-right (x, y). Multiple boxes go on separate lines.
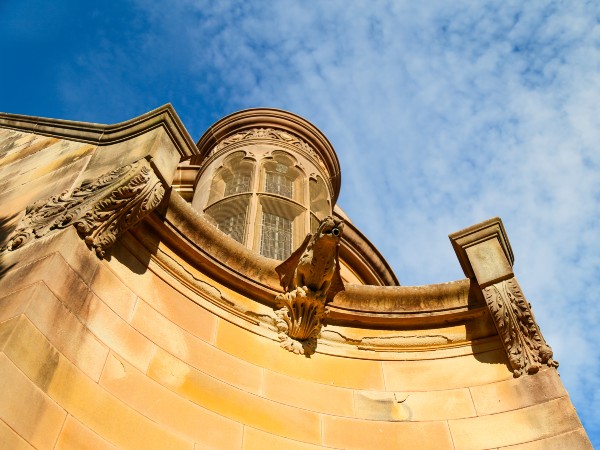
top-left (483, 278), bottom-right (558, 377)
top-left (210, 128), bottom-right (327, 171)
top-left (2, 158), bottom-right (165, 258)
top-left (273, 215), bottom-right (345, 355)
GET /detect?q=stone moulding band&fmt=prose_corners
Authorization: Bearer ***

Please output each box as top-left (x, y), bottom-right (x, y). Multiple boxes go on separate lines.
top-left (2, 158), bottom-right (165, 258)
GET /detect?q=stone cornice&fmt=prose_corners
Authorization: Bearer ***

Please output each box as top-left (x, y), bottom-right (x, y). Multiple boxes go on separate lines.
top-left (143, 192), bottom-right (489, 330)
top-left (194, 108), bottom-right (342, 205)
top-left (0, 104), bottom-right (199, 160)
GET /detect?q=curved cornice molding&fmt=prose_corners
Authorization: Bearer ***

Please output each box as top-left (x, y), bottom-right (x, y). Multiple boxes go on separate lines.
top-left (194, 108), bottom-right (342, 205)
top-left (0, 104), bottom-right (199, 159)
top-left (144, 193), bottom-right (487, 330)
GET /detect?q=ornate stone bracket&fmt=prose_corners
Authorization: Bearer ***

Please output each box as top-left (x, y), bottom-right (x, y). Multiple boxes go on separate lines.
top-left (274, 216), bottom-right (345, 355)
top-left (450, 218), bottom-right (558, 377)
top-left (483, 278), bottom-right (558, 376)
top-left (3, 159), bottom-right (165, 258)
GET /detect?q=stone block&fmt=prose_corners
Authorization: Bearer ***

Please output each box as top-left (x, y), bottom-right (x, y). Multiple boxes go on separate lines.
top-left (0, 284), bottom-right (36, 323)
top-left (90, 262), bottom-right (138, 320)
top-left (382, 349), bottom-right (513, 391)
top-left (450, 217), bottom-right (514, 287)
top-left (82, 291), bottom-right (156, 373)
top-left (499, 428), bottom-right (592, 449)
top-left (105, 239), bottom-right (223, 343)
top-left (0, 228), bottom-right (100, 287)
top-left (2, 317), bottom-right (193, 450)
top-left (54, 415), bottom-right (118, 450)
top-left (0, 140), bottom-right (94, 193)
top-left (263, 368), bottom-right (354, 416)
top-left (24, 281), bottom-right (109, 381)
top-left (131, 298), bottom-right (260, 394)
top-left (0, 352), bottom-right (66, 450)
top-left (0, 252), bottom-right (91, 315)
top-left (148, 347), bottom-right (322, 444)
top-left (0, 418), bottom-right (35, 450)
top-left (448, 396), bottom-right (584, 449)
top-left (0, 158), bottom-right (84, 218)
top-left (0, 135), bottom-right (58, 166)
top-left (470, 367), bottom-right (567, 415)
top-left (465, 238), bottom-right (514, 287)
top-left (322, 415), bottom-right (453, 450)
top-left (215, 317), bottom-right (385, 390)
top-left (354, 388), bottom-right (476, 421)
top-left (242, 426), bottom-right (325, 450)
top-left (100, 353), bottom-right (244, 449)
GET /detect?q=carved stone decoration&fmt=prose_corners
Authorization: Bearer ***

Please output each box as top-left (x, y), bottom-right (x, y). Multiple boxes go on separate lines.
top-left (3, 159), bottom-right (165, 258)
top-left (273, 216), bottom-right (344, 355)
top-left (483, 278), bottom-right (559, 377)
top-left (211, 127), bottom-right (326, 170)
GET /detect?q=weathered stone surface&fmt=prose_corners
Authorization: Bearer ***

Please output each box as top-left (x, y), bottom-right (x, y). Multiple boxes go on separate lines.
top-left (0, 352), bottom-right (66, 450)
top-left (470, 367), bottom-right (567, 415)
top-left (54, 416), bottom-right (119, 450)
top-left (216, 317), bottom-right (386, 389)
top-left (100, 353), bottom-right (244, 449)
top-left (2, 317), bottom-right (192, 450)
top-left (148, 347), bottom-right (322, 444)
top-left (448, 396), bottom-right (584, 450)
top-left (0, 418), bottom-right (35, 450)
top-left (322, 415), bottom-right (453, 450)
top-left (354, 388), bottom-right (476, 421)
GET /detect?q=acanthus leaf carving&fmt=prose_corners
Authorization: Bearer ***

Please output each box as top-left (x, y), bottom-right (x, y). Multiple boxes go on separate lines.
top-left (273, 215), bottom-right (344, 355)
top-left (483, 278), bottom-right (559, 377)
top-left (3, 159), bottom-right (165, 258)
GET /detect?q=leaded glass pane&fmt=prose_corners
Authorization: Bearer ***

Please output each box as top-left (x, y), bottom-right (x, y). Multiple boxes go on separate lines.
top-left (217, 212), bottom-right (246, 244)
top-left (265, 171), bottom-right (293, 199)
top-left (260, 213), bottom-right (292, 260)
top-left (224, 173), bottom-right (251, 196)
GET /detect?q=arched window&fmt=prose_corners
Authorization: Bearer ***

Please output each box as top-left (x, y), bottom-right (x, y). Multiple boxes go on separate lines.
top-left (265, 163), bottom-right (293, 199)
top-left (261, 151), bottom-right (303, 203)
top-left (207, 152), bottom-right (254, 206)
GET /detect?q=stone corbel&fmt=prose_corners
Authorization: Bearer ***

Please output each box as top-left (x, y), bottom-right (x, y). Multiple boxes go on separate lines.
top-left (3, 158), bottom-right (166, 258)
top-left (449, 218), bottom-right (558, 377)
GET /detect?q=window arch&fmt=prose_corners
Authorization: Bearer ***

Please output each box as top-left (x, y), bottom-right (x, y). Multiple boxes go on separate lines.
top-left (207, 151), bottom-right (255, 206)
top-left (261, 151), bottom-right (304, 204)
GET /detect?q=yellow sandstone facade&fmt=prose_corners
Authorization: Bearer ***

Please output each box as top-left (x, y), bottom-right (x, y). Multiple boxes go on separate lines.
top-left (0, 105), bottom-right (591, 449)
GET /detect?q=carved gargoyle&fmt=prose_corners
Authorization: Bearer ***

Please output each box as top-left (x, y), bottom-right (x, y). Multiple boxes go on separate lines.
top-left (273, 215), bottom-right (344, 355)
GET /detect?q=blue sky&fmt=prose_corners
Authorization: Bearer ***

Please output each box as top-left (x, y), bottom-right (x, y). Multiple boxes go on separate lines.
top-left (2, 0), bottom-right (599, 444)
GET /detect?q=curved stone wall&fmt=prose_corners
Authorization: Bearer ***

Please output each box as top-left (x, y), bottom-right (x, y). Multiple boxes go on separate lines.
top-left (0, 109), bottom-right (590, 449)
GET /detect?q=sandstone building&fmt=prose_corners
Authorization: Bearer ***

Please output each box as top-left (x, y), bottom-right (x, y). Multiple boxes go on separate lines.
top-left (0, 105), bottom-right (591, 449)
